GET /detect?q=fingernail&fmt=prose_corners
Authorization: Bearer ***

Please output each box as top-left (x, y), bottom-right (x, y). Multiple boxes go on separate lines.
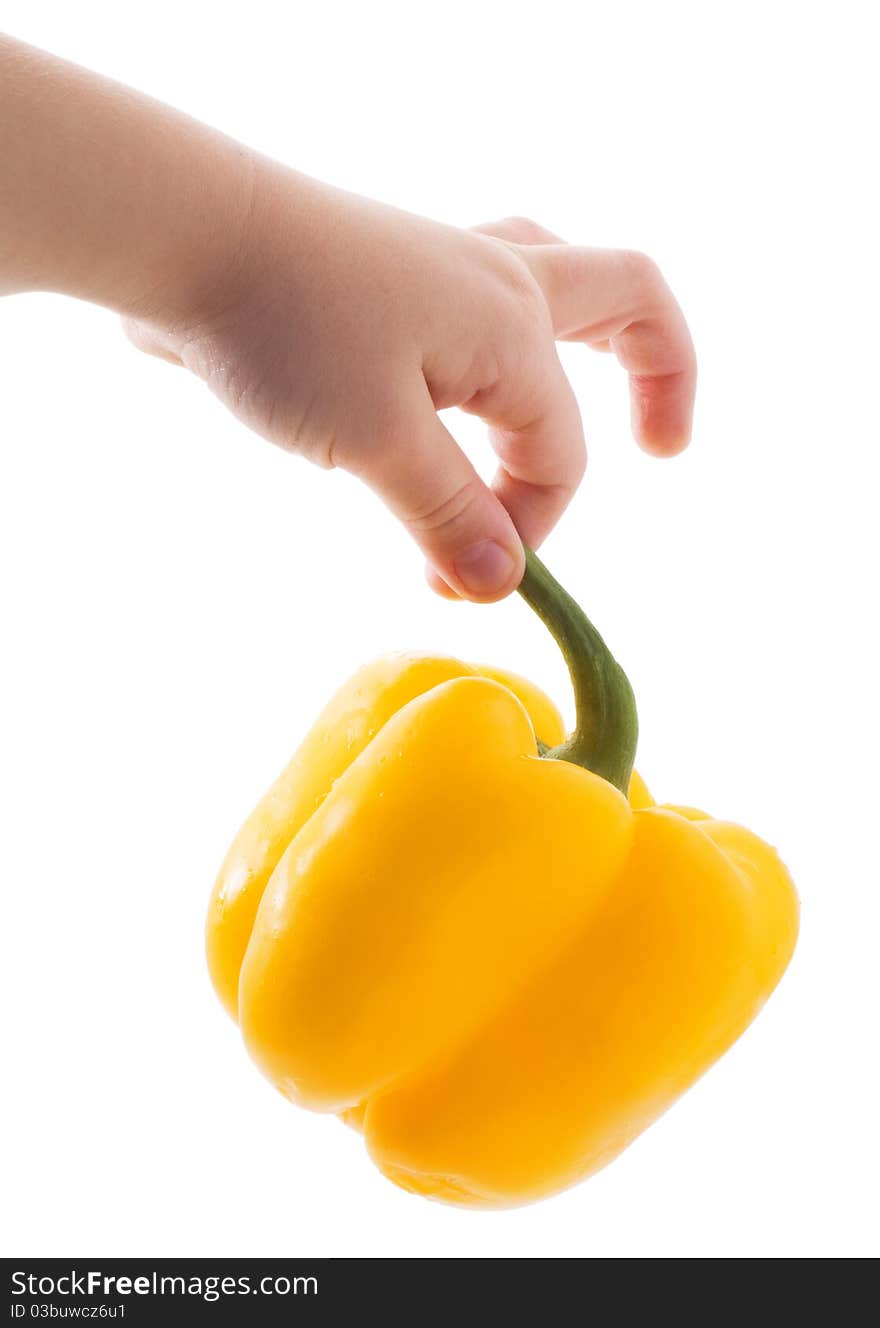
top-left (453, 541), bottom-right (517, 597)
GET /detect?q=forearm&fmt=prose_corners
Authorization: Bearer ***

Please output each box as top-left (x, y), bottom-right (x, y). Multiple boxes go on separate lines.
top-left (0, 34), bottom-right (254, 320)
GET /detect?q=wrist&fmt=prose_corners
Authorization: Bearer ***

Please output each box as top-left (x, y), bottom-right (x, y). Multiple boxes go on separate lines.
top-left (152, 154), bottom-right (326, 346)
top-left (119, 137), bottom-right (261, 331)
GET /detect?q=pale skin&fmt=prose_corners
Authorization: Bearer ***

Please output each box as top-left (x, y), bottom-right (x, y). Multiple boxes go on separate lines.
top-left (0, 35), bottom-right (696, 601)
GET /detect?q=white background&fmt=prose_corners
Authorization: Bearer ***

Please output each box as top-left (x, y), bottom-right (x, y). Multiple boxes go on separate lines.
top-left (1, 0), bottom-right (877, 1259)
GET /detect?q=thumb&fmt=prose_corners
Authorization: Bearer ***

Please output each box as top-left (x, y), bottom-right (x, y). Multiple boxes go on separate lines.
top-left (347, 395), bottom-right (524, 602)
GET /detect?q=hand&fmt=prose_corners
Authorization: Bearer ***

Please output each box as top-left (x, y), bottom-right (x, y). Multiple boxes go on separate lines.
top-left (0, 37), bottom-right (694, 601)
top-left (1, 36), bottom-right (694, 601)
top-left (126, 166), bottom-right (696, 601)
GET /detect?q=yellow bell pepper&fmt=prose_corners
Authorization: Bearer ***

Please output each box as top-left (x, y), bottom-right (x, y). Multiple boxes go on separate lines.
top-left (207, 549), bottom-right (798, 1207)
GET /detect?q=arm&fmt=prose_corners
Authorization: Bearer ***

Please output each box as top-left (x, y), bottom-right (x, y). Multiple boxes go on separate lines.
top-left (0, 34), bottom-right (253, 319)
top-left (0, 34), bottom-right (696, 601)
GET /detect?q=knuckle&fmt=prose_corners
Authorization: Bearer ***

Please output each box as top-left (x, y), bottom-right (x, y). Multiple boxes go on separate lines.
top-left (407, 476), bottom-right (485, 539)
top-left (479, 233), bottom-right (545, 310)
top-left (621, 248), bottom-right (664, 290)
top-left (500, 247), bottom-right (544, 301)
top-left (500, 214), bottom-right (545, 243)
top-left (496, 260), bottom-right (551, 341)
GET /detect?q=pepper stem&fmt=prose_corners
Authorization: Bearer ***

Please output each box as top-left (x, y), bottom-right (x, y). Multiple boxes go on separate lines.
top-left (516, 546), bottom-right (638, 794)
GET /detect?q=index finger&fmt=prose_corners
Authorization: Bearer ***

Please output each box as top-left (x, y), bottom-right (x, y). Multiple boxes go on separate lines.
top-left (459, 336), bottom-right (587, 551)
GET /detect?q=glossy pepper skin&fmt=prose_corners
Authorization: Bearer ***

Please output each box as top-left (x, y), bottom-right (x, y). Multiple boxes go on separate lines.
top-left (207, 550), bottom-right (798, 1207)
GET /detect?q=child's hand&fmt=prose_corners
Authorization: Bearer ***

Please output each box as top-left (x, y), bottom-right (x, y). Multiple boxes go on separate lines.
top-left (1, 36), bottom-right (695, 601)
top-left (125, 169), bottom-right (695, 600)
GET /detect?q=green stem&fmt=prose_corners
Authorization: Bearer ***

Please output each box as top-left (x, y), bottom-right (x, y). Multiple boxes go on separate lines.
top-left (516, 546), bottom-right (638, 794)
